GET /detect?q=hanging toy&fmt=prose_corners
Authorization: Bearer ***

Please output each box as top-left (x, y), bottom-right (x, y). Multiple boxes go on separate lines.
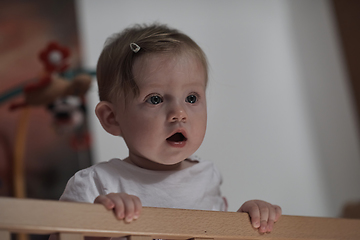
top-left (7, 42), bottom-right (92, 110)
top-left (0, 42), bottom-right (95, 205)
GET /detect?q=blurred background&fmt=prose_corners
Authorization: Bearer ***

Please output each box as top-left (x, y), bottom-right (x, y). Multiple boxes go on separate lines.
top-left (1, 0), bottom-right (360, 228)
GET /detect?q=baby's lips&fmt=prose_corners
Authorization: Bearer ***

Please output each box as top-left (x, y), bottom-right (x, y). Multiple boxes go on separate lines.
top-left (166, 132), bottom-right (187, 142)
top-left (167, 128), bottom-right (187, 139)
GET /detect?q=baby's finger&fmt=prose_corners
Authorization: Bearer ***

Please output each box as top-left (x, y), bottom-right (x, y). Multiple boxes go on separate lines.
top-left (132, 195), bottom-right (142, 219)
top-left (94, 195), bottom-right (115, 210)
top-left (266, 206), bottom-right (277, 232)
top-left (107, 193), bottom-right (125, 220)
top-left (274, 205), bottom-right (282, 221)
top-left (266, 219), bottom-right (275, 233)
top-left (259, 204), bottom-right (269, 233)
top-left (239, 201), bottom-right (261, 228)
top-left (121, 194), bottom-right (137, 222)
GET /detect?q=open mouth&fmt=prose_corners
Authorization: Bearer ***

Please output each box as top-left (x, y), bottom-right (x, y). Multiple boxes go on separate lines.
top-left (166, 132), bottom-right (187, 142)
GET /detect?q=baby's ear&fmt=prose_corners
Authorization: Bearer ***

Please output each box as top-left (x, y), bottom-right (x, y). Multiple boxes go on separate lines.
top-left (95, 101), bottom-right (122, 136)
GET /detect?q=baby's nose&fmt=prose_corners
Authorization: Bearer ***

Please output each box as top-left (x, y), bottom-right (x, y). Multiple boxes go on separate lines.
top-left (167, 104), bottom-right (187, 122)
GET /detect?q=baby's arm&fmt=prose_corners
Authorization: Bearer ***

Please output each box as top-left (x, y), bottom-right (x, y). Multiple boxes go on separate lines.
top-left (94, 192), bottom-right (142, 222)
top-left (238, 200), bottom-right (282, 234)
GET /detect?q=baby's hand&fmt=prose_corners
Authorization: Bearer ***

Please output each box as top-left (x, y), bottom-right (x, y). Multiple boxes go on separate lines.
top-left (94, 192), bottom-right (142, 223)
top-left (238, 200), bottom-right (281, 234)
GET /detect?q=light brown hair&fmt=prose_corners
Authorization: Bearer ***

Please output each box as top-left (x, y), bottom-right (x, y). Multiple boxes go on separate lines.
top-left (96, 23), bottom-right (208, 101)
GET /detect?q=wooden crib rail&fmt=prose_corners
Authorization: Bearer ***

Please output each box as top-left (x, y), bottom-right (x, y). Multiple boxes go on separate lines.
top-left (1, 197), bottom-right (360, 240)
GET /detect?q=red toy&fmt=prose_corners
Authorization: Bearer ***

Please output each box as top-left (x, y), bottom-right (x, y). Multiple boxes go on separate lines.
top-left (9, 42), bottom-right (91, 110)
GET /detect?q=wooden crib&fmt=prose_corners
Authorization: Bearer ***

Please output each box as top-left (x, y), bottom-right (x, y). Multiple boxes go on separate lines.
top-left (1, 197), bottom-right (360, 240)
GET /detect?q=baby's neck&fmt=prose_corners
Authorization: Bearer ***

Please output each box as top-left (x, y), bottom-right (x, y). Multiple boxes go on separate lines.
top-left (123, 157), bottom-right (196, 171)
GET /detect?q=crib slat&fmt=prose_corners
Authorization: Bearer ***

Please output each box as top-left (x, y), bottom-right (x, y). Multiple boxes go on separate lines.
top-left (128, 235), bottom-right (152, 240)
top-left (59, 233), bottom-right (83, 240)
top-left (0, 230), bottom-right (10, 240)
top-left (17, 233), bottom-right (29, 240)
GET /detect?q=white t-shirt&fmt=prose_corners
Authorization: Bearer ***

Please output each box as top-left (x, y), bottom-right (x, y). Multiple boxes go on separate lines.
top-left (60, 157), bottom-right (226, 211)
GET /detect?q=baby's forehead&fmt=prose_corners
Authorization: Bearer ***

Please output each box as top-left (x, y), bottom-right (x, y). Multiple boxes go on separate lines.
top-left (133, 51), bottom-right (206, 77)
top-left (135, 51), bottom-right (202, 65)
top-left (133, 52), bottom-right (206, 87)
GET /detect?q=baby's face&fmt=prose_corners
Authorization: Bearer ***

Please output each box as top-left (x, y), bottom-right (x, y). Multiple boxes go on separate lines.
top-left (113, 52), bottom-right (207, 169)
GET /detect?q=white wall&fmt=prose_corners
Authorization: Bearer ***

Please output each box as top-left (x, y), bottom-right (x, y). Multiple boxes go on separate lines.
top-left (76, 0), bottom-right (360, 217)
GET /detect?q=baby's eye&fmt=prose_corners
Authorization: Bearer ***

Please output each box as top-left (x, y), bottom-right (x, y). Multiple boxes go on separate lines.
top-left (186, 94), bottom-right (197, 104)
top-left (146, 95), bottom-right (163, 105)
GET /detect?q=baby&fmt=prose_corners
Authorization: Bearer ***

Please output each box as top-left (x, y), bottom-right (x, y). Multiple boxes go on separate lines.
top-left (58, 23), bottom-right (281, 238)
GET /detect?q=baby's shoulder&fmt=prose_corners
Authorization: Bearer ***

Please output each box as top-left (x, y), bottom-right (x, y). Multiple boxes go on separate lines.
top-left (184, 156), bottom-right (223, 186)
top-left (187, 156), bottom-right (221, 173)
top-left (188, 155), bottom-right (216, 166)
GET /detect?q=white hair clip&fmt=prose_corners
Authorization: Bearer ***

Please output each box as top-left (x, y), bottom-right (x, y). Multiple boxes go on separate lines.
top-left (130, 42), bottom-right (140, 53)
